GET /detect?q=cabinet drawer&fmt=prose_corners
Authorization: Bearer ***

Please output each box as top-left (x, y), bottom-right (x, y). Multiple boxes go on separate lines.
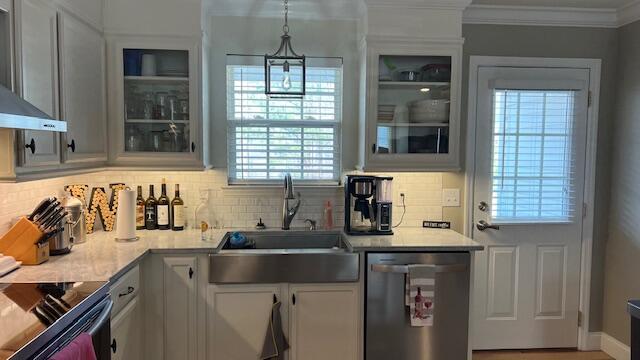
top-left (110, 265), bottom-right (140, 316)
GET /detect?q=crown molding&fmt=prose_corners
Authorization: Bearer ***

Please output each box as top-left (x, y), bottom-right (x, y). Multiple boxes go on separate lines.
top-left (463, 4), bottom-right (618, 28)
top-left (202, 0), bottom-right (640, 28)
top-left (617, 1), bottom-right (640, 27)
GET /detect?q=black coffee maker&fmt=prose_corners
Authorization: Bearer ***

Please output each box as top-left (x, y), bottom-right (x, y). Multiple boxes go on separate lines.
top-left (344, 175), bottom-right (393, 235)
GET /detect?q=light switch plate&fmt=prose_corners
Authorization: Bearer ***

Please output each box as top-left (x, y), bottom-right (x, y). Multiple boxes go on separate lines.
top-left (442, 188), bottom-right (460, 207)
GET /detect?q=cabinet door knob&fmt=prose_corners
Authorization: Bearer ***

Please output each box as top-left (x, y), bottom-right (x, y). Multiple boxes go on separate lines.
top-left (110, 338), bottom-right (117, 353)
top-left (371, 143), bottom-right (376, 154)
top-left (67, 139), bottom-right (76, 152)
top-left (188, 267), bottom-right (194, 279)
top-left (191, 142), bottom-right (196, 152)
top-left (25, 138), bottom-right (36, 154)
top-left (118, 286), bottom-right (134, 298)
top-left (292, 293), bottom-right (296, 305)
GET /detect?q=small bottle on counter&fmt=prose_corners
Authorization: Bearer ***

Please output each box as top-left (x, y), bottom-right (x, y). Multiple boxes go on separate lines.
top-left (195, 189), bottom-right (213, 241)
top-left (135, 186), bottom-right (145, 230)
top-left (322, 200), bottom-right (334, 230)
top-left (171, 184), bottom-right (184, 231)
top-left (157, 178), bottom-right (170, 230)
top-left (145, 185), bottom-right (157, 230)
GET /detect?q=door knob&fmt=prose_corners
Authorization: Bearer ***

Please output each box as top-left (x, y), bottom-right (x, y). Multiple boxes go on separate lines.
top-left (25, 138), bottom-right (36, 154)
top-left (67, 139), bottom-right (76, 152)
top-left (476, 220), bottom-right (499, 231)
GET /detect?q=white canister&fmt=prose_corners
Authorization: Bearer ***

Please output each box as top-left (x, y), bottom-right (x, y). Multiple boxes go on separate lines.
top-left (141, 54), bottom-right (157, 76)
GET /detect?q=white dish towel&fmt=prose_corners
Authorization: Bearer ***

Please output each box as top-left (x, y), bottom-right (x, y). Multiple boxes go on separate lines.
top-left (405, 264), bottom-right (435, 327)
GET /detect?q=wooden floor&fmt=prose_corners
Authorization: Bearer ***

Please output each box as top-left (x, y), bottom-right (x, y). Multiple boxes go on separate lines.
top-left (473, 350), bottom-right (613, 360)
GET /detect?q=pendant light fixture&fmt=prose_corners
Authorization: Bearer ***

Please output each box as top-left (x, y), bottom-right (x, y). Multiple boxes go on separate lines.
top-left (264, 0), bottom-right (306, 97)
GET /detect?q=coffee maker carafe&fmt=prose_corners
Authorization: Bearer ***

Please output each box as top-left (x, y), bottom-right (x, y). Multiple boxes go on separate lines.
top-left (344, 175), bottom-right (393, 235)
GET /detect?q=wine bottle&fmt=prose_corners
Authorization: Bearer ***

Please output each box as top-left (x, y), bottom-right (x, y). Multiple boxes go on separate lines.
top-left (171, 184), bottom-right (185, 231)
top-left (145, 185), bottom-right (157, 230)
top-left (135, 186), bottom-right (145, 230)
top-left (157, 178), bottom-right (170, 230)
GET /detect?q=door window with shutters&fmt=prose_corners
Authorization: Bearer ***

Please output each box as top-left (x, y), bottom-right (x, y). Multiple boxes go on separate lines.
top-left (491, 89), bottom-right (578, 223)
top-left (226, 56), bottom-right (342, 184)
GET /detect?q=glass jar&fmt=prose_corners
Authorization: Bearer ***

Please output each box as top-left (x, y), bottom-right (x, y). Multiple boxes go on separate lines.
top-left (143, 92), bottom-right (154, 119)
top-left (155, 91), bottom-right (168, 120)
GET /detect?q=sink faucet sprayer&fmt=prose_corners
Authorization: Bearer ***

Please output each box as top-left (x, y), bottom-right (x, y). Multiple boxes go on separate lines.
top-left (282, 173), bottom-right (301, 230)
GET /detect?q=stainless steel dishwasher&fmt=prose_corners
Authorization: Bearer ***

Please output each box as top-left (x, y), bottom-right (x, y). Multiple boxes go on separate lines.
top-left (366, 252), bottom-right (470, 360)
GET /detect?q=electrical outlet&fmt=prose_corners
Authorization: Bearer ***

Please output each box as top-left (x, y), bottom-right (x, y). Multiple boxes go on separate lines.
top-left (442, 188), bottom-right (460, 207)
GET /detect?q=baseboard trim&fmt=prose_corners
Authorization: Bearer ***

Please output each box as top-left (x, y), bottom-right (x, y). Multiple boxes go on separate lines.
top-left (583, 332), bottom-right (602, 351)
top-left (601, 332), bottom-right (630, 360)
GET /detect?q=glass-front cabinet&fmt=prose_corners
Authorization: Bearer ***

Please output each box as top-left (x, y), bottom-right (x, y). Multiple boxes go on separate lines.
top-left (110, 38), bottom-right (202, 167)
top-left (360, 39), bottom-right (462, 171)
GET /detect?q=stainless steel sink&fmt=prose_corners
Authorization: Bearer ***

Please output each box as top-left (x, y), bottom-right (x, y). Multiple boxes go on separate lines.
top-left (209, 231), bottom-right (359, 284)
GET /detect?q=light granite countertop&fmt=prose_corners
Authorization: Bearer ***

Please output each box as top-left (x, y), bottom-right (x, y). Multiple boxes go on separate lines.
top-left (0, 227), bottom-right (481, 283)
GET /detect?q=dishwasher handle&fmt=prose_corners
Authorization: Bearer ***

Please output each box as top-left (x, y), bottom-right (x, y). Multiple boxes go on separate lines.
top-left (87, 298), bottom-right (113, 336)
top-left (370, 263), bottom-right (467, 274)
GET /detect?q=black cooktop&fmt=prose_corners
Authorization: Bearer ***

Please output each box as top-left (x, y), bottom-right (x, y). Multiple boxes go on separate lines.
top-left (0, 281), bottom-right (107, 360)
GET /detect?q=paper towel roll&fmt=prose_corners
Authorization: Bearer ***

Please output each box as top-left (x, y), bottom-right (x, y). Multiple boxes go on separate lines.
top-left (115, 188), bottom-right (138, 241)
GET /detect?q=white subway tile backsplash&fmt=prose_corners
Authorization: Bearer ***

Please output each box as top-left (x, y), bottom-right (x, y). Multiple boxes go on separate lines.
top-left (0, 169), bottom-right (447, 234)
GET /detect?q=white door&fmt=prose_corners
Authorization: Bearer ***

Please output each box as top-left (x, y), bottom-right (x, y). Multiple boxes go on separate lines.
top-left (471, 66), bottom-right (590, 349)
top-left (163, 257), bottom-right (197, 360)
top-left (206, 284), bottom-right (283, 360)
top-left (289, 284), bottom-right (359, 360)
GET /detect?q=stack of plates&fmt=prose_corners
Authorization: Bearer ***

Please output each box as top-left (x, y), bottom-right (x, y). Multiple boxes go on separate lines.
top-left (378, 105), bottom-right (396, 122)
top-left (0, 255), bottom-right (21, 277)
top-left (409, 99), bottom-right (450, 123)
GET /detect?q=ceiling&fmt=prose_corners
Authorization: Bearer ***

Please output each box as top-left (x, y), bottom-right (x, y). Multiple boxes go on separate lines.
top-left (470, 0), bottom-right (630, 9)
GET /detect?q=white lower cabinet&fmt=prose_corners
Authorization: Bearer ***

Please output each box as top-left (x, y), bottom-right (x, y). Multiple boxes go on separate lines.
top-left (110, 297), bottom-right (141, 360)
top-left (163, 256), bottom-right (198, 360)
top-left (206, 284), bottom-right (283, 360)
top-left (206, 283), bottom-right (359, 360)
top-left (289, 284), bottom-right (359, 360)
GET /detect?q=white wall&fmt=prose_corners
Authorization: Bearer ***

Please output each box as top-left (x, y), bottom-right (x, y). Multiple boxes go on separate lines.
top-left (103, 0), bottom-right (201, 36)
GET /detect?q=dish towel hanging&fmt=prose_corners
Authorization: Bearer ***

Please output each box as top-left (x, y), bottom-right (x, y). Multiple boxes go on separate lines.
top-left (50, 333), bottom-right (96, 360)
top-left (261, 301), bottom-right (289, 360)
top-left (405, 264), bottom-right (435, 327)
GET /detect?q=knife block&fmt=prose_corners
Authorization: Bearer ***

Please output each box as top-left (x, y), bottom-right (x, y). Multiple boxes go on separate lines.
top-left (0, 217), bottom-right (49, 265)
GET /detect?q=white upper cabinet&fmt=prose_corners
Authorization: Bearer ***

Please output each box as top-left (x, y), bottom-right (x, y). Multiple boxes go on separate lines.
top-left (107, 37), bottom-right (204, 168)
top-left (58, 10), bottom-right (107, 164)
top-left (15, 0), bottom-right (61, 168)
top-left (359, 37), bottom-right (463, 171)
top-left (0, 0), bottom-right (107, 180)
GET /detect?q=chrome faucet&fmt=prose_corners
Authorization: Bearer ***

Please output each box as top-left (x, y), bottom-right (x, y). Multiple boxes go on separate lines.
top-left (282, 173), bottom-right (301, 230)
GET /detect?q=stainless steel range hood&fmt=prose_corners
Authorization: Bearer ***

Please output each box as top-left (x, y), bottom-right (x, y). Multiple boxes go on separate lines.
top-left (0, 85), bottom-right (67, 132)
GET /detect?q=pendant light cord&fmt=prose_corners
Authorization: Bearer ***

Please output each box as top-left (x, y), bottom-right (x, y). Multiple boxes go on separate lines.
top-left (283, 0), bottom-right (289, 34)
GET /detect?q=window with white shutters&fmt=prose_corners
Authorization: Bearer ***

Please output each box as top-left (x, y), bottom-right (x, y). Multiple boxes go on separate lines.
top-left (226, 56), bottom-right (342, 184)
top-left (491, 89), bottom-right (577, 223)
